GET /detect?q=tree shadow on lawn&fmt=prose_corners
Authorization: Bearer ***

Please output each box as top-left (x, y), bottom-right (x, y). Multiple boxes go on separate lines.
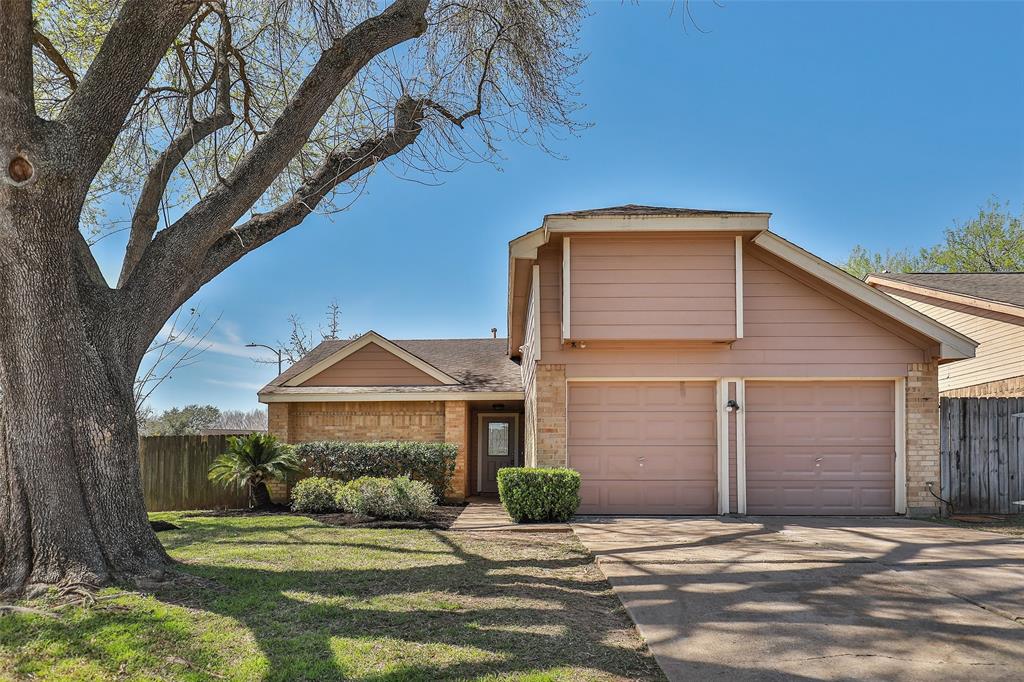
top-left (157, 523), bottom-right (666, 681)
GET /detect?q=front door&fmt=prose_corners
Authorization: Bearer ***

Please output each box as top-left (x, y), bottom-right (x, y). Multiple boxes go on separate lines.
top-left (480, 416), bottom-right (516, 494)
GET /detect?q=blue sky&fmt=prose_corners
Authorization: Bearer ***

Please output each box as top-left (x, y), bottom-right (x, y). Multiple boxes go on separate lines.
top-left (90, 0), bottom-right (1024, 412)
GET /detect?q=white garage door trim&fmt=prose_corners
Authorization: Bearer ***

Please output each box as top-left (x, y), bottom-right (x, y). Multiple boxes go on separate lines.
top-left (737, 377), bottom-right (907, 516)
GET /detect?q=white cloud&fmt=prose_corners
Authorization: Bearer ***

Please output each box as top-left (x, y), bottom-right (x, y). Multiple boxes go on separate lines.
top-left (204, 378), bottom-right (265, 391)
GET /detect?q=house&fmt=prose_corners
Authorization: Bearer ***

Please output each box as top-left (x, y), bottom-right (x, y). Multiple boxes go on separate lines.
top-left (260, 205), bottom-right (976, 517)
top-left (866, 273), bottom-right (1024, 398)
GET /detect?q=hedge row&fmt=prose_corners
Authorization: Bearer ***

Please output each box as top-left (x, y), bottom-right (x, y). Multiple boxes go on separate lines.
top-left (291, 476), bottom-right (435, 520)
top-left (292, 440), bottom-right (457, 500)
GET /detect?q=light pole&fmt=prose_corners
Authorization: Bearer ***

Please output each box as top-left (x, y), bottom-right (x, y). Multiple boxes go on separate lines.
top-left (246, 342), bottom-right (283, 376)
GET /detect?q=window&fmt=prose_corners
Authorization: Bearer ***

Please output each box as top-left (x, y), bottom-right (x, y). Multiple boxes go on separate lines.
top-left (487, 422), bottom-right (510, 457)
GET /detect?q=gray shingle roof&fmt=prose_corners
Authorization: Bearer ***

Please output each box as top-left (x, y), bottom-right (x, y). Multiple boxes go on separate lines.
top-left (871, 273), bottom-right (1024, 309)
top-left (545, 204), bottom-right (770, 219)
top-left (260, 337), bottom-right (522, 394)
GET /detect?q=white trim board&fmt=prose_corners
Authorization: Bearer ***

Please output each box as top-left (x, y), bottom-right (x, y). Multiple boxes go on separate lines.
top-left (281, 331), bottom-right (460, 387)
top-left (477, 412), bottom-right (521, 494)
top-left (259, 390), bottom-right (524, 403)
top-left (561, 237), bottom-right (571, 342)
top-left (895, 377), bottom-right (907, 515)
top-left (735, 236), bottom-right (744, 339)
top-left (867, 275), bottom-right (1024, 321)
top-left (716, 378), bottom-right (730, 515)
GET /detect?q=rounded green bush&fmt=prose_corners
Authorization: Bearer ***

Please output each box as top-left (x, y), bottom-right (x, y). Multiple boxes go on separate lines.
top-left (290, 476), bottom-right (343, 513)
top-left (497, 468), bottom-right (581, 523)
top-left (337, 476), bottom-right (435, 520)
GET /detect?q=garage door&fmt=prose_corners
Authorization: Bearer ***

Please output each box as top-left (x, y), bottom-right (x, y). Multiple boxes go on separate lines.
top-left (568, 381), bottom-right (717, 514)
top-left (745, 381), bottom-right (895, 515)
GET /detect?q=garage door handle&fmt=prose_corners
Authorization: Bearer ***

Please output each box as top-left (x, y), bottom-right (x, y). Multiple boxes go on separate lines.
top-left (815, 457), bottom-right (824, 462)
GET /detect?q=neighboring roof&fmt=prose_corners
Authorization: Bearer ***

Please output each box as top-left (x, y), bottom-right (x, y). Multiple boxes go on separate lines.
top-left (259, 335), bottom-right (523, 400)
top-left (753, 232), bottom-right (978, 361)
top-left (545, 204), bottom-right (771, 219)
top-left (866, 273), bottom-right (1024, 311)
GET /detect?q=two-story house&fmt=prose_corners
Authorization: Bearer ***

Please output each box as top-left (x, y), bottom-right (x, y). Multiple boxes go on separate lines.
top-left (260, 206), bottom-right (976, 517)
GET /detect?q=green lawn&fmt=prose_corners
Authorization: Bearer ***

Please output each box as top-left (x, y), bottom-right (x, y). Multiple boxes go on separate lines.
top-left (0, 513), bottom-right (663, 681)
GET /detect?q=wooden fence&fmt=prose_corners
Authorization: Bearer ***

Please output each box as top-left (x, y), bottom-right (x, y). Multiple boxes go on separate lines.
top-left (940, 397), bottom-right (1024, 514)
top-left (140, 435), bottom-right (249, 511)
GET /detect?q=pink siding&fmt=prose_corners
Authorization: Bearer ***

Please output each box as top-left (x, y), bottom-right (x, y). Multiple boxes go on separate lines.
top-left (569, 235), bottom-right (737, 341)
top-left (538, 237), bottom-right (927, 378)
top-left (300, 343), bottom-right (442, 386)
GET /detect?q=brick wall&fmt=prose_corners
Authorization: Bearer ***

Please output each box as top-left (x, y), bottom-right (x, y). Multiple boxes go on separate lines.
top-left (444, 401), bottom-right (470, 499)
top-left (265, 399), bottom-right (470, 502)
top-left (941, 374), bottom-right (1024, 398)
top-left (906, 360), bottom-right (940, 517)
top-left (535, 364), bottom-right (567, 467)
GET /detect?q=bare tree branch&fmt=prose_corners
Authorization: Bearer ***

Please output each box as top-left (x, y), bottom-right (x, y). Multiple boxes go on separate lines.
top-left (192, 95), bottom-right (427, 288)
top-left (118, 17), bottom-right (236, 287)
top-left (60, 0), bottom-right (198, 190)
top-left (32, 29), bottom-right (78, 92)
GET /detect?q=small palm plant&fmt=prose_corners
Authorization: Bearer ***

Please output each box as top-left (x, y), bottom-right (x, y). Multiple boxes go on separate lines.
top-left (208, 433), bottom-right (301, 509)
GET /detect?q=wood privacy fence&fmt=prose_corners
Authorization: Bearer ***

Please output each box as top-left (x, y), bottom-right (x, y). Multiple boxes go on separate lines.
top-left (140, 435), bottom-right (249, 511)
top-left (940, 397), bottom-right (1024, 514)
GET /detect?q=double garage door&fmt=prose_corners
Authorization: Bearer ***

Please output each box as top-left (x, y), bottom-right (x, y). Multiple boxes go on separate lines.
top-left (568, 380), bottom-right (896, 515)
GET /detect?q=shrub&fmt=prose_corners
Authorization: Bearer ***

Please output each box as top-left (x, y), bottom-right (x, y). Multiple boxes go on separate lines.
top-left (336, 476), bottom-right (435, 520)
top-left (290, 477), bottom-right (343, 513)
top-left (497, 468), bottom-right (581, 523)
top-left (292, 441), bottom-right (457, 500)
top-left (208, 433), bottom-right (301, 509)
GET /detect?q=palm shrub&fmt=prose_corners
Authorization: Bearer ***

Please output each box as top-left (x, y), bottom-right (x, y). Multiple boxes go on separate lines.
top-left (208, 433), bottom-right (301, 509)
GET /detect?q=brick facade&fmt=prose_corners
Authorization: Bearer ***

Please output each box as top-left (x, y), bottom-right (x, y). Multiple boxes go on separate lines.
top-left (940, 375), bottom-right (1024, 398)
top-left (443, 401), bottom-right (470, 499)
top-left (266, 400), bottom-right (470, 502)
top-left (905, 360), bottom-right (941, 517)
top-left (534, 364), bottom-right (567, 468)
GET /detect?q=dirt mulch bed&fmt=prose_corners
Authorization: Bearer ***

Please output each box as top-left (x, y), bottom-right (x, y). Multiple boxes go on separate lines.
top-left (180, 503), bottom-right (466, 530)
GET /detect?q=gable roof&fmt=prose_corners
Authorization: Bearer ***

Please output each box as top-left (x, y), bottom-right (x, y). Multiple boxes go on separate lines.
top-left (753, 232), bottom-right (978, 360)
top-left (280, 331), bottom-right (459, 386)
top-left (259, 334), bottom-right (523, 401)
top-left (546, 204), bottom-right (771, 219)
top-left (866, 273), bottom-right (1024, 313)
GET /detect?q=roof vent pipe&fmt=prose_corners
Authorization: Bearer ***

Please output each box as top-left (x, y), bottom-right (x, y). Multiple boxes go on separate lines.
top-left (491, 327), bottom-right (498, 339)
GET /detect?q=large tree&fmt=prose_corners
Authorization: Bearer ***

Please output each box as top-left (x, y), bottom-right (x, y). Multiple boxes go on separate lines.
top-left (0, 0), bottom-right (584, 595)
top-left (841, 197), bottom-right (1024, 278)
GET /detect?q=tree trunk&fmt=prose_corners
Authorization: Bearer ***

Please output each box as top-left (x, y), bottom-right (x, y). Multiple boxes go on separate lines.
top-left (249, 480), bottom-right (273, 510)
top-left (0, 193), bottom-right (170, 597)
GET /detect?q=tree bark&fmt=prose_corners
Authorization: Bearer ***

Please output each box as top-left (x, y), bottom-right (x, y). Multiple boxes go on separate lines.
top-left (0, 185), bottom-right (169, 597)
top-left (249, 481), bottom-right (273, 510)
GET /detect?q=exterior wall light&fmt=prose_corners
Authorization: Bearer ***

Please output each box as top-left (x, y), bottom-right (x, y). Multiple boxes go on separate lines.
top-left (725, 399), bottom-right (740, 412)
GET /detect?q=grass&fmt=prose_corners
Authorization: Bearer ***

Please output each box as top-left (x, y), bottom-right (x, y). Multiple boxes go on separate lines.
top-left (0, 513), bottom-right (663, 681)
top-left (929, 513), bottom-right (1024, 537)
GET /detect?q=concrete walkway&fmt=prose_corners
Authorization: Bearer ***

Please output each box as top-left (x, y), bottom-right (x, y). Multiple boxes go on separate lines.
top-left (450, 497), bottom-right (572, 532)
top-left (573, 516), bottom-right (1024, 681)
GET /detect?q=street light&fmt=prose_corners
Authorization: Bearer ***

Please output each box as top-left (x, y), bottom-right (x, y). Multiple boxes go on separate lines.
top-left (246, 342), bottom-right (283, 376)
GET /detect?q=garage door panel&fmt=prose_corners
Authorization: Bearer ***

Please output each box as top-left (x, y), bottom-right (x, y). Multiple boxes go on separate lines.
top-left (570, 412), bottom-right (715, 445)
top-left (580, 481), bottom-right (717, 515)
top-left (574, 445), bottom-right (718, 479)
top-left (568, 381), bottom-right (717, 514)
top-left (746, 414), bottom-right (893, 446)
top-left (746, 381), bottom-right (895, 515)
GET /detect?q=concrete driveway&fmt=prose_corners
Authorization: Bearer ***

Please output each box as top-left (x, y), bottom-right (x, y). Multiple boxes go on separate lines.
top-left (572, 517), bottom-right (1024, 681)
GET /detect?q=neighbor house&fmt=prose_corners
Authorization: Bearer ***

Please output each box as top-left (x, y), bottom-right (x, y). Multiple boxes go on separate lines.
top-left (260, 206), bottom-right (976, 517)
top-left (867, 273), bottom-right (1024, 398)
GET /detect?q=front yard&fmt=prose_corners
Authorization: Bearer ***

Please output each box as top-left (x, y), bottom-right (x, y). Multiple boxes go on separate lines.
top-left (0, 514), bottom-right (663, 681)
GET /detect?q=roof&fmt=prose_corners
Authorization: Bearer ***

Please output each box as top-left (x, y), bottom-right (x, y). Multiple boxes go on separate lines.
top-left (867, 273), bottom-right (1024, 310)
top-left (260, 336), bottom-right (523, 398)
top-left (545, 204), bottom-right (772, 219)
